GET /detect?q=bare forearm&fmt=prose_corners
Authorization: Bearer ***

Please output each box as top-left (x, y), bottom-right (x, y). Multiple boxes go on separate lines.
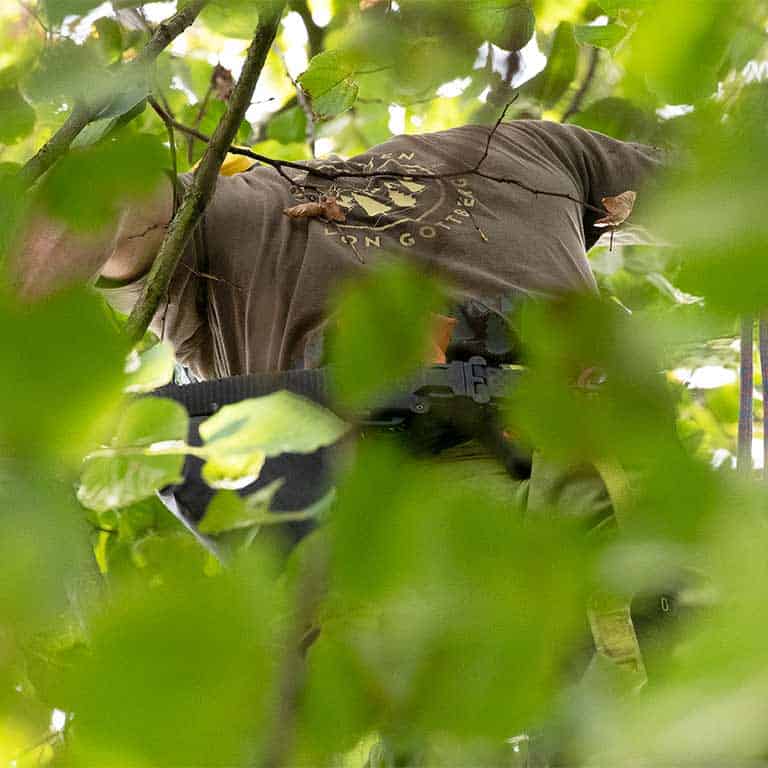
top-left (11, 180), bottom-right (174, 300)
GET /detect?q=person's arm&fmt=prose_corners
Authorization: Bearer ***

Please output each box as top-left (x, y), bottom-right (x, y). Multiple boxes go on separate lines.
top-left (11, 179), bottom-right (174, 300)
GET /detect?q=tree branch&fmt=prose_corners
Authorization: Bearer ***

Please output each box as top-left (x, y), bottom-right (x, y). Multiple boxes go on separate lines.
top-left (258, 543), bottom-right (327, 768)
top-left (739, 315), bottom-right (754, 473)
top-left (124, 2), bottom-right (286, 344)
top-left (562, 47), bottom-right (599, 123)
top-left (148, 103), bottom-right (607, 216)
top-left (759, 316), bottom-right (768, 479)
top-left (18, 0), bottom-right (208, 189)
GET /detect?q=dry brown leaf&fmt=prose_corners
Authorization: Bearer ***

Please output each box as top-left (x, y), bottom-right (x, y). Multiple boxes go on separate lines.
top-left (594, 190), bottom-right (636, 228)
top-left (360, 0), bottom-right (388, 9)
top-left (283, 196), bottom-right (347, 223)
top-left (212, 64), bottom-right (235, 102)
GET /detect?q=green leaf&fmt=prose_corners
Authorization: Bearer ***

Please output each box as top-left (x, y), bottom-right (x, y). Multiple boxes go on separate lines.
top-left (77, 398), bottom-right (189, 512)
top-left (43, 0), bottom-right (104, 26)
top-left (198, 480), bottom-right (283, 534)
top-left (38, 131), bottom-right (167, 231)
top-left (124, 341), bottom-right (176, 393)
top-left (298, 50), bottom-right (360, 121)
top-left (22, 39), bottom-right (103, 106)
top-left (526, 22), bottom-right (578, 107)
top-left (197, 391), bottom-right (348, 489)
top-left (478, 1), bottom-right (535, 50)
top-left (93, 17), bottom-right (124, 64)
top-left (0, 87), bottom-right (35, 144)
top-left (574, 22), bottom-right (628, 49)
top-left (327, 260), bottom-right (445, 409)
top-left (200, 0), bottom-right (263, 38)
top-left (571, 96), bottom-right (657, 141)
top-left (0, 287), bottom-right (127, 458)
top-left (624, 2), bottom-right (737, 103)
top-left (266, 105), bottom-right (308, 144)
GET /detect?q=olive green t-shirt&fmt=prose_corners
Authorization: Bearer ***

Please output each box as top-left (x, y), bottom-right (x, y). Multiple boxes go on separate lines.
top-left (100, 119), bottom-right (664, 380)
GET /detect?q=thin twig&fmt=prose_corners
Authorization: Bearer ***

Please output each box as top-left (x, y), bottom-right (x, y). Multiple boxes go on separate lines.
top-left (14, 0), bottom-right (48, 33)
top-left (759, 315), bottom-right (768, 479)
top-left (562, 47), bottom-right (599, 123)
top-left (124, 1), bottom-right (286, 344)
top-left (258, 543), bottom-right (327, 768)
top-left (738, 315), bottom-right (754, 473)
top-left (188, 74), bottom-right (216, 164)
top-left (470, 97), bottom-right (517, 173)
top-left (274, 42), bottom-right (316, 157)
top-left (18, 0), bottom-right (208, 189)
top-left (152, 106), bottom-right (607, 216)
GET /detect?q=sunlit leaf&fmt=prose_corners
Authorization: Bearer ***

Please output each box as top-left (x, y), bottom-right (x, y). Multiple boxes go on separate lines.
top-left (198, 391), bottom-right (348, 488)
top-left (78, 397), bottom-right (189, 512)
top-left (198, 479), bottom-right (283, 534)
top-left (124, 340), bottom-right (176, 393)
top-left (298, 50), bottom-right (360, 120)
top-left (0, 87), bottom-right (35, 145)
top-left (574, 22), bottom-right (628, 49)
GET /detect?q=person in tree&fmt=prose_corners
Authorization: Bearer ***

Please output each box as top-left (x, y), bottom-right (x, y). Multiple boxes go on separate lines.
top-left (14, 119), bottom-right (663, 381)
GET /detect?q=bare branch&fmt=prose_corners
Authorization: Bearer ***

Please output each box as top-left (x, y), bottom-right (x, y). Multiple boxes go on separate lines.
top-left (258, 543), bottom-right (327, 768)
top-left (124, 2), bottom-right (287, 344)
top-left (18, 0), bottom-right (208, 189)
top-left (760, 316), bottom-right (768, 479)
top-left (562, 47), bottom-right (600, 123)
top-left (739, 315), bottom-right (754, 473)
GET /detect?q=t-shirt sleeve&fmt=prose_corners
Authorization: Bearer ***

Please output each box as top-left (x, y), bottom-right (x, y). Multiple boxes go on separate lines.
top-left (562, 124), bottom-right (670, 248)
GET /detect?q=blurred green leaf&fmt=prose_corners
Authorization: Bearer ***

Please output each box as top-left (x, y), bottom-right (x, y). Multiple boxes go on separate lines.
top-left (475, 1), bottom-right (536, 50)
top-left (124, 340), bottom-right (175, 393)
top-left (526, 22), bottom-right (579, 107)
top-left (623, 2), bottom-right (739, 103)
top-left (198, 479), bottom-right (283, 534)
top-left (0, 287), bottom-right (126, 457)
top-left (327, 260), bottom-right (444, 409)
top-left (570, 96), bottom-right (657, 141)
top-left (78, 397), bottom-right (188, 512)
top-left (574, 22), bottom-right (628, 49)
top-left (0, 87), bottom-right (36, 145)
top-left (93, 17), bottom-right (124, 64)
top-left (301, 439), bottom-right (590, 753)
top-left (38, 131), bottom-right (166, 231)
top-left (59, 561), bottom-right (283, 765)
top-left (43, 0), bottom-right (103, 25)
top-left (22, 39), bottom-right (102, 106)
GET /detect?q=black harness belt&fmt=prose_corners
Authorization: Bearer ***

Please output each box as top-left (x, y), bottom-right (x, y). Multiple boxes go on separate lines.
top-left (151, 358), bottom-right (530, 541)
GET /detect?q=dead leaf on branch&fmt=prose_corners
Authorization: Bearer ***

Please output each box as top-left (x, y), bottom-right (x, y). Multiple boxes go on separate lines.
top-left (360, 0), bottom-right (388, 9)
top-left (283, 196), bottom-right (347, 223)
top-left (594, 190), bottom-right (636, 228)
top-left (212, 64), bottom-right (234, 101)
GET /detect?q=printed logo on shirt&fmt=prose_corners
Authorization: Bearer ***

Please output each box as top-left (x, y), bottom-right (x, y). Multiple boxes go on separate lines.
top-left (292, 151), bottom-right (482, 251)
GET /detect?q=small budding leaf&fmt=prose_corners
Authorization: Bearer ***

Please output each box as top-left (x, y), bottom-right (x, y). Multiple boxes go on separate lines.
top-left (198, 480), bottom-right (284, 535)
top-left (284, 196), bottom-right (347, 223)
top-left (359, 0), bottom-right (388, 9)
top-left (594, 190), bottom-right (637, 228)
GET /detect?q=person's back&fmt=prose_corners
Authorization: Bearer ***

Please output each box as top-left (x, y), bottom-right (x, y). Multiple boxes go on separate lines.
top-left (78, 119), bottom-right (664, 379)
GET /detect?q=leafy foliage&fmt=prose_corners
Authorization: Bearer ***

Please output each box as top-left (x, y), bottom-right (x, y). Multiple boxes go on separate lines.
top-left (2, 0), bottom-right (768, 766)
